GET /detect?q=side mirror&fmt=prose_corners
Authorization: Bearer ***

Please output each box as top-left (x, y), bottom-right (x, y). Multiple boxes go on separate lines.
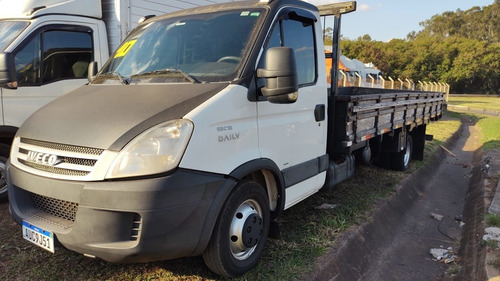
top-left (257, 47), bottom-right (298, 104)
top-left (0, 52), bottom-right (17, 89)
top-left (87, 61), bottom-right (98, 82)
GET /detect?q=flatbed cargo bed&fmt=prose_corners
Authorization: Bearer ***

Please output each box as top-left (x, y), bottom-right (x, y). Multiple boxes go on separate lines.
top-left (330, 87), bottom-right (445, 153)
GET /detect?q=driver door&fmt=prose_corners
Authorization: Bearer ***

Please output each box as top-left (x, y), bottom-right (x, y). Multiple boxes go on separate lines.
top-left (256, 8), bottom-right (328, 209)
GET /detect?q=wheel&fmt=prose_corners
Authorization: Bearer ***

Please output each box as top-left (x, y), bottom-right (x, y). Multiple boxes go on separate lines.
top-left (216, 56), bottom-right (241, 64)
top-left (203, 180), bottom-right (270, 278)
top-left (0, 143), bottom-right (11, 202)
top-left (391, 135), bottom-right (412, 171)
top-left (354, 145), bottom-right (371, 165)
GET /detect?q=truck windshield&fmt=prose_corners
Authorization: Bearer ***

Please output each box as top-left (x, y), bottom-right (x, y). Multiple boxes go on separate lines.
top-left (0, 21), bottom-right (29, 51)
top-left (96, 9), bottom-right (263, 84)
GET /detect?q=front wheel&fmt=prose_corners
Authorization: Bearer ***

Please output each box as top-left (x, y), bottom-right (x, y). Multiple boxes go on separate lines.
top-left (0, 143), bottom-right (11, 202)
top-left (203, 180), bottom-right (270, 278)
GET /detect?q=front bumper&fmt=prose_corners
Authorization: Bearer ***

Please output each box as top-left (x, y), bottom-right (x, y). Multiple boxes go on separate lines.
top-left (8, 162), bottom-right (235, 262)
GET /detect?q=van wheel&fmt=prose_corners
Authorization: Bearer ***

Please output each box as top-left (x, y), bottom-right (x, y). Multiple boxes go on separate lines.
top-left (391, 135), bottom-right (412, 171)
top-left (0, 143), bottom-right (10, 202)
top-left (203, 180), bottom-right (270, 278)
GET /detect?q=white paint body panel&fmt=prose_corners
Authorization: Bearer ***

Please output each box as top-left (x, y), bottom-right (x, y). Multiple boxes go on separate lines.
top-left (284, 172), bottom-right (325, 209)
top-left (0, 0), bottom-right (102, 19)
top-left (181, 84), bottom-right (260, 175)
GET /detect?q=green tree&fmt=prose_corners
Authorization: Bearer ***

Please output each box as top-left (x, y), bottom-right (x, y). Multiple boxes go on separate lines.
top-left (339, 1), bottom-right (499, 94)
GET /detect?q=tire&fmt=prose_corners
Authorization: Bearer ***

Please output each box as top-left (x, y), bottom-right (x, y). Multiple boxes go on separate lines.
top-left (202, 180), bottom-right (270, 278)
top-left (0, 143), bottom-right (11, 203)
top-left (391, 135), bottom-right (412, 171)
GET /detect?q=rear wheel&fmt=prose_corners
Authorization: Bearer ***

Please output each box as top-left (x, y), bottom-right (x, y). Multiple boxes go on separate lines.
top-left (0, 143), bottom-right (10, 202)
top-left (203, 180), bottom-right (270, 278)
top-left (391, 135), bottom-right (412, 171)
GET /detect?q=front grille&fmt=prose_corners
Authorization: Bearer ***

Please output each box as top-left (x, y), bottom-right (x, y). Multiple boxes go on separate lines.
top-left (20, 138), bottom-right (104, 155)
top-left (19, 148), bottom-right (97, 167)
top-left (32, 193), bottom-right (78, 222)
top-left (19, 159), bottom-right (91, 177)
top-left (14, 138), bottom-right (105, 179)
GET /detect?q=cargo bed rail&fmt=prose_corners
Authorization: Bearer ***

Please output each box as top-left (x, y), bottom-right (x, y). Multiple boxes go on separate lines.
top-left (331, 87), bottom-right (445, 152)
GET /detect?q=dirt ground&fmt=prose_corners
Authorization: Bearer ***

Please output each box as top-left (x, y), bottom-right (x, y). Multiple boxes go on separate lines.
top-left (307, 119), bottom-right (495, 281)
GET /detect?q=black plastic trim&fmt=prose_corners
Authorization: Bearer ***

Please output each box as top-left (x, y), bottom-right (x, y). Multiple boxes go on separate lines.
top-left (8, 163), bottom-right (237, 262)
top-left (282, 154), bottom-right (328, 188)
top-left (0, 125), bottom-right (18, 139)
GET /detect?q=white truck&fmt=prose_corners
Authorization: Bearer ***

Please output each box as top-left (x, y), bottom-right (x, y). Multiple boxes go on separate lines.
top-left (0, 0), bottom-right (235, 201)
top-left (5, 0), bottom-right (445, 277)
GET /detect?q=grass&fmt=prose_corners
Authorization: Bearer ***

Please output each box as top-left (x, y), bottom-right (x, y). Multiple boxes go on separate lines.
top-left (446, 264), bottom-right (462, 277)
top-left (489, 253), bottom-right (500, 270)
top-left (477, 117), bottom-right (500, 150)
top-left (448, 95), bottom-right (500, 111)
top-left (446, 111), bottom-right (500, 151)
top-left (486, 214), bottom-right (500, 228)
top-left (447, 95), bottom-right (500, 150)
top-left (423, 116), bottom-right (462, 160)
top-left (0, 111), bottom-right (469, 281)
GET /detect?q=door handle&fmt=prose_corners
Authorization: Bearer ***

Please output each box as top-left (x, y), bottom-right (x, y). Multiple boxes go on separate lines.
top-left (314, 104), bottom-right (325, 122)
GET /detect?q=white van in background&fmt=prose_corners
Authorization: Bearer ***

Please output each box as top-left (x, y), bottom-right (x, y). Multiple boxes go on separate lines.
top-left (0, 0), bottom-right (236, 201)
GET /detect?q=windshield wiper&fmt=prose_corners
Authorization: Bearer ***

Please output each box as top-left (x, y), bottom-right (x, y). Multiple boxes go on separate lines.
top-left (130, 69), bottom-right (201, 84)
top-left (99, 71), bottom-right (130, 85)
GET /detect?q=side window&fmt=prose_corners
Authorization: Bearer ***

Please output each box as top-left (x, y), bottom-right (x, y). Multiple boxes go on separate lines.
top-left (15, 34), bottom-right (41, 85)
top-left (14, 28), bottom-right (93, 86)
top-left (258, 12), bottom-right (316, 87)
top-left (281, 19), bottom-right (316, 85)
top-left (257, 23), bottom-right (281, 70)
top-left (42, 30), bottom-right (92, 83)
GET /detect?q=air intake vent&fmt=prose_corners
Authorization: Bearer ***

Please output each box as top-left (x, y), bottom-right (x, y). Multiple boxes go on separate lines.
top-left (130, 214), bottom-right (142, 241)
top-left (32, 193), bottom-right (78, 222)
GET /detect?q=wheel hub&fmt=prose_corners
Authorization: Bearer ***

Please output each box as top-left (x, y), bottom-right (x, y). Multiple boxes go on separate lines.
top-left (229, 199), bottom-right (263, 260)
top-left (241, 213), bottom-right (263, 248)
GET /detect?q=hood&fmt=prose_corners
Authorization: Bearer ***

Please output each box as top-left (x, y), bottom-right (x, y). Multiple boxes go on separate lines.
top-left (17, 83), bottom-right (228, 151)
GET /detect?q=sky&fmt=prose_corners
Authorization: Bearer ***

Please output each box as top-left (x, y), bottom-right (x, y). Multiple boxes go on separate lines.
top-left (306, 0), bottom-right (495, 42)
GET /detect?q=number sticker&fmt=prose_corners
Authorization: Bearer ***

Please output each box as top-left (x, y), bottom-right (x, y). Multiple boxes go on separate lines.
top-left (114, 39), bottom-right (137, 58)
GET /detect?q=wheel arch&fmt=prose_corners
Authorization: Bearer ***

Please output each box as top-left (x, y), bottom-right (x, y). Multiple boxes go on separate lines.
top-left (191, 158), bottom-right (285, 257)
top-left (228, 158), bottom-right (286, 220)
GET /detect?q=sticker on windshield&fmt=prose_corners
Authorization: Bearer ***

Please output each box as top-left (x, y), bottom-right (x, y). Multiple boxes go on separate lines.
top-left (114, 39), bottom-right (137, 58)
top-left (240, 11), bottom-right (260, 17)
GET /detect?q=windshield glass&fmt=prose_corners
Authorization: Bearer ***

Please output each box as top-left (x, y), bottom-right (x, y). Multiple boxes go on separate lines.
top-left (95, 9), bottom-right (263, 84)
top-left (0, 21), bottom-right (29, 51)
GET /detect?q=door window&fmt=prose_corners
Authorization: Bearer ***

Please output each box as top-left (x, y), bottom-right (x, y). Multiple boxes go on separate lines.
top-left (258, 10), bottom-right (317, 87)
top-left (14, 28), bottom-right (93, 86)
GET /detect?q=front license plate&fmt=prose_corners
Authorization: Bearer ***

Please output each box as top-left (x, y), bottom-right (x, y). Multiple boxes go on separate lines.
top-left (22, 221), bottom-right (55, 253)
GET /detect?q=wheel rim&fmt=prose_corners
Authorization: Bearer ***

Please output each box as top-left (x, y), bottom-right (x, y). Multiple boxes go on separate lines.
top-left (229, 199), bottom-right (263, 261)
top-left (403, 139), bottom-right (411, 167)
top-left (0, 160), bottom-right (7, 195)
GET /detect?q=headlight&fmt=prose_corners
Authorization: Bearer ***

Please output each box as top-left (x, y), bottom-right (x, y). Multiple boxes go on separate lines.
top-left (106, 119), bottom-right (193, 179)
